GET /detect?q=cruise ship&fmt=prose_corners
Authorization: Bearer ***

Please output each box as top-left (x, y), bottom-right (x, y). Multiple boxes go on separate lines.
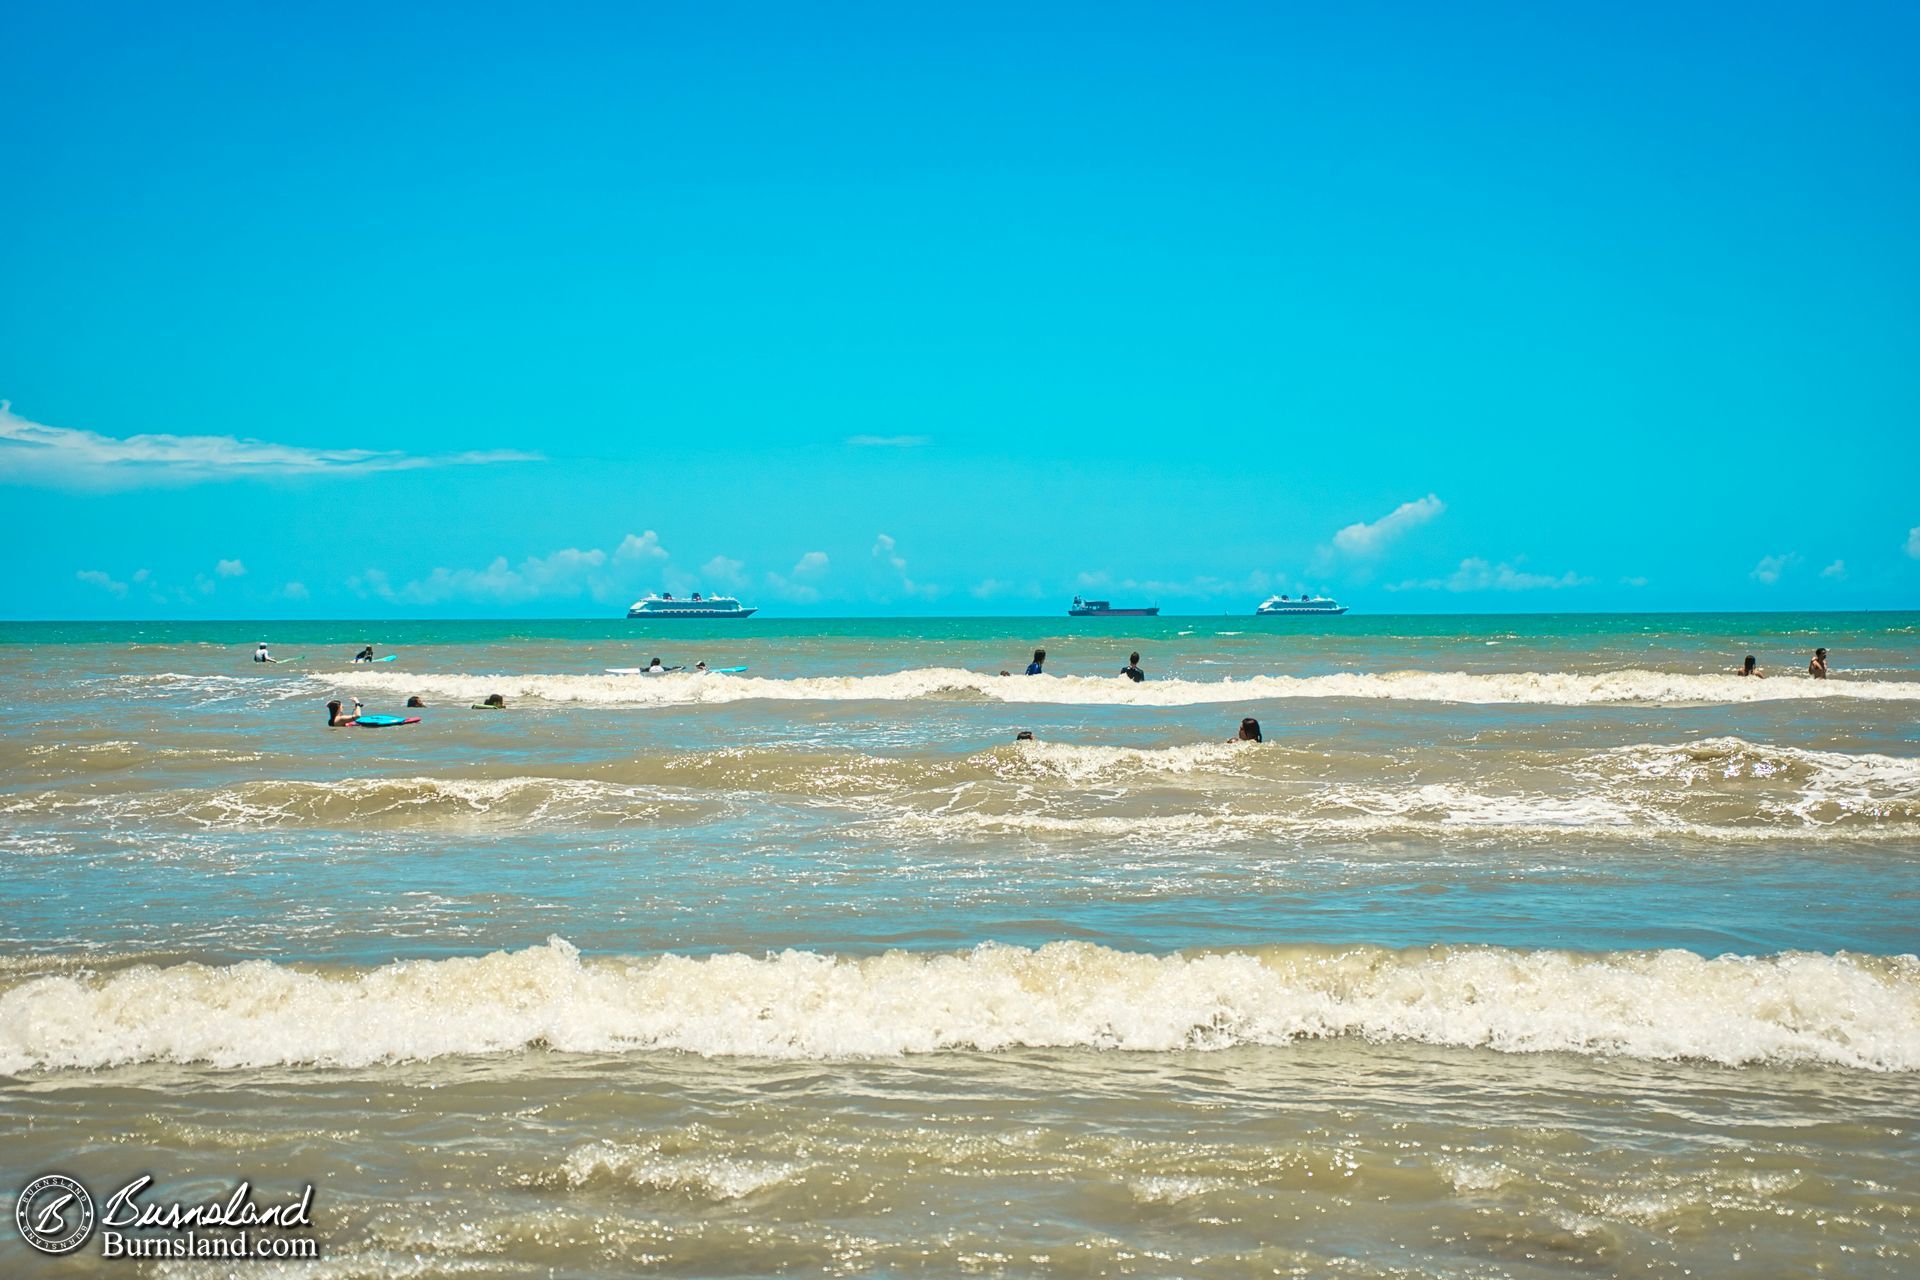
top-left (626, 592), bottom-right (757, 619)
top-left (1068, 596), bottom-right (1160, 618)
top-left (1254, 593), bottom-right (1348, 616)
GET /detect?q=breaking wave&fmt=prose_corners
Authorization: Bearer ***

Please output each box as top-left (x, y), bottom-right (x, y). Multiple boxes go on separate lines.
top-left (3, 938), bottom-right (1914, 1074)
top-left (323, 666), bottom-right (1920, 708)
top-left (4, 738), bottom-right (1913, 838)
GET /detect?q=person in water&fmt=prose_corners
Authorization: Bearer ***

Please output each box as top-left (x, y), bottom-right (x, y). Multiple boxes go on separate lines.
top-left (1121, 651), bottom-right (1145, 682)
top-left (1015, 730), bottom-right (1036, 742)
top-left (1809, 648), bottom-right (1829, 679)
top-left (254, 643), bottom-right (280, 664)
top-left (406, 695), bottom-right (426, 708)
top-left (1739, 654), bottom-right (1762, 678)
top-left (646, 657), bottom-right (674, 674)
top-left (471, 693), bottom-right (506, 709)
top-left (694, 661), bottom-right (708, 673)
top-left (326, 698), bottom-right (361, 727)
top-left (1234, 717), bottom-right (1263, 743)
top-left (353, 646), bottom-right (376, 663)
top-left (1025, 648), bottom-right (1047, 676)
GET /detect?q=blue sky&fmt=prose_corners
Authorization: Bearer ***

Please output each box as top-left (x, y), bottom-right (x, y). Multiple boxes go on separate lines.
top-left (3, 0), bottom-right (1916, 618)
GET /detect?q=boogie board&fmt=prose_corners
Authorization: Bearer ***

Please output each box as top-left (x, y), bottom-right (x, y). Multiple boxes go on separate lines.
top-left (353, 714), bottom-right (419, 728)
top-left (705, 666), bottom-right (748, 674)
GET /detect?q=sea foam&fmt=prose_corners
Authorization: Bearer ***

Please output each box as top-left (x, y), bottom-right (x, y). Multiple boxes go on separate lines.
top-left (324, 666), bottom-right (1920, 708)
top-left (2, 939), bottom-right (1914, 1074)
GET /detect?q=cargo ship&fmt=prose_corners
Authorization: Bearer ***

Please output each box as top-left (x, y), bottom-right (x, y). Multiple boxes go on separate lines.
top-left (1068, 596), bottom-right (1160, 617)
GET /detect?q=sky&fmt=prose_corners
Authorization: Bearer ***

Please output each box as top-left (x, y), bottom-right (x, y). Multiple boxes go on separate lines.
top-left (3, 0), bottom-right (1917, 618)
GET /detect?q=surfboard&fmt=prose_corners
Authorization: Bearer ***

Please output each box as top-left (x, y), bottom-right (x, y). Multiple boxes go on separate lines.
top-left (350, 655), bottom-right (399, 664)
top-left (706, 666), bottom-right (748, 674)
top-left (605, 668), bottom-right (641, 675)
top-left (353, 715), bottom-right (419, 728)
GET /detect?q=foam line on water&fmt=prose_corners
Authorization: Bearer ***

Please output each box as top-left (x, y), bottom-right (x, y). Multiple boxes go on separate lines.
top-left (2, 939), bottom-right (1914, 1073)
top-left (319, 666), bottom-right (1920, 708)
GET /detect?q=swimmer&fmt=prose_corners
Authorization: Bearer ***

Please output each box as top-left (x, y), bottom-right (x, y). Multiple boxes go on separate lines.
top-left (353, 646), bottom-right (376, 664)
top-left (1120, 651), bottom-right (1144, 682)
top-left (1015, 730), bottom-right (1036, 742)
top-left (326, 698), bottom-right (361, 727)
top-left (645, 657), bottom-right (681, 674)
top-left (694, 661), bottom-right (708, 673)
top-left (254, 642), bottom-right (280, 664)
top-left (1233, 717), bottom-right (1263, 743)
top-left (471, 693), bottom-right (506, 709)
top-left (406, 696), bottom-right (426, 708)
top-left (1808, 648), bottom-right (1829, 679)
top-left (1025, 648), bottom-right (1046, 676)
top-left (1739, 654), bottom-right (1762, 678)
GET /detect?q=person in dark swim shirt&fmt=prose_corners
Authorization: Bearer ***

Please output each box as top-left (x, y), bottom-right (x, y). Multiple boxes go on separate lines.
top-left (1121, 652), bottom-right (1145, 682)
top-left (1025, 648), bottom-right (1046, 675)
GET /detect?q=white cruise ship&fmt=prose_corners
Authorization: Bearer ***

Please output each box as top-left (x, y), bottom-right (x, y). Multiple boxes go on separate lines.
top-left (1255, 593), bottom-right (1348, 616)
top-left (626, 592), bottom-right (757, 619)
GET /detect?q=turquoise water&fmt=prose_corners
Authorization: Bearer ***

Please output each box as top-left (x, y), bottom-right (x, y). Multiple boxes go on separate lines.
top-left (2, 613), bottom-right (1917, 1276)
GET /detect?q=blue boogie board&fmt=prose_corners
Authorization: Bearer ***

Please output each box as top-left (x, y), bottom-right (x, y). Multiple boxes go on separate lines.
top-left (354, 715), bottom-right (419, 728)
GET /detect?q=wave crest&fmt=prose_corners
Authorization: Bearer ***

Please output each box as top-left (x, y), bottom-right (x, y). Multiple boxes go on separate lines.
top-left (325, 666), bottom-right (1920, 708)
top-left (3, 939), bottom-right (1914, 1074)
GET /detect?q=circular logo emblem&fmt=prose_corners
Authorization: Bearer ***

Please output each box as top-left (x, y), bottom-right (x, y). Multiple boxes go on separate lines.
top-left (16, 1174), bottom-right (95, 1255)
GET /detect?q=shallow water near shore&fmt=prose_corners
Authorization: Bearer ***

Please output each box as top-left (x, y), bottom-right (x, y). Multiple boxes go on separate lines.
top-left (2, 613), bottom-right (1917, 1276)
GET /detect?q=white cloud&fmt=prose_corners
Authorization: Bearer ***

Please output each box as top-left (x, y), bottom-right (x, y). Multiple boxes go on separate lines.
top-left (872, 533), bottom-right (941, 598)
top-left (701, 555), bottom-right (746, 588)
top-left (614, 531), bottom-right (668, 562)
top-left (1820, 559), bottom-right (1847, 580)
top-left (764, 550), bottom-right (832, 603)
top-left (1332, 494), bottom-right (1445, 557)
top-left (1389, 558), bottom-right (1589, 592)
top-left (0, 400), bottom-right (541, 487)
top-left (1073, 569), bottom-right (1274, 600)
top-left (846, 435), bottom-right (931, 447)
top-left (1621, 576), bottom-right (1649, 588)
top-left (1750, 554), bottom-right (1799, 585)
top-left (356, 547), bottom-right (609, 605)
top-left (282, 581), bottom-right (310, 601)
top-left (1907, 527), bottom-right (1920, 559)
top-left (76, 569), bottom-right (128, 596)
top-left (216, 558), bottom-right (246, 578)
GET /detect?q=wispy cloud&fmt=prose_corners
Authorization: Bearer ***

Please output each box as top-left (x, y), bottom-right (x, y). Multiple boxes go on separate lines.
top-left (846, 435), bottom-right (931, 448)
top-left (1820, 559), bottom-right (1847, 581)
top-left (215, 558), bottom-right (247, 578)
top-left (353, 531), bottom-right (673, 606)
top-left (1750, 553), bottom-right (1799, 585)
top-left (76, 569), bottom-right (128, 596)
top-left (873, 533), bottom-right (941, 599)
top-left (1, 401), bottom-right (542, 487)
top-left (1073, 569), bottom-right (1275, 600)
top-left (764, 550), bottom-right (831, 603)
top-left (701, 555), bottom-right (747, 589)
top-left (1907, 527), bottom-right (1920, 559)
top-left (1332, 494), bottom-right (1445, 557)
top-left (1389, 558), bottom-right (1589, 592)
top-left (355, 548), bottom-right (609, 605)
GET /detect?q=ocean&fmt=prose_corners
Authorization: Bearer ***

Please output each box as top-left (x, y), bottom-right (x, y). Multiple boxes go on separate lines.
top-left (1, 612), bottom-right (1916, 1277)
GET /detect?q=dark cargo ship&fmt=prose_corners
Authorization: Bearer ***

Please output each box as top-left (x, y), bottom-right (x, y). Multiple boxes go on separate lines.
top-left (1068, 596), bottom-right (1160, 617)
